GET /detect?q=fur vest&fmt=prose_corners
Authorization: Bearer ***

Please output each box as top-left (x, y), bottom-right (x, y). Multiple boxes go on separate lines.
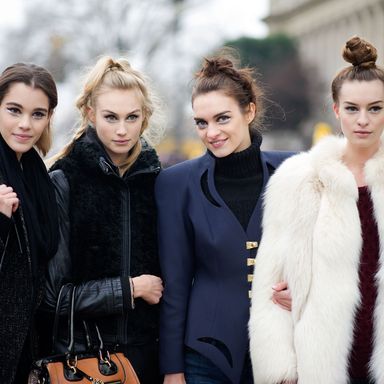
top-left (249, 136), bottom-right (384, 384)
top-left (48, 129), bottom-right (161, 346)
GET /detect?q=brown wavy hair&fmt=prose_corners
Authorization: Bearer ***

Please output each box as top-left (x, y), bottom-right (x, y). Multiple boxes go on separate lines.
top-left (192, 48), bottom-right (264, 133)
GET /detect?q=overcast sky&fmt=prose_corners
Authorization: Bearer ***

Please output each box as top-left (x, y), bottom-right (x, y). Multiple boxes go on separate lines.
top-left (0, 0), bottom-right (269, 37)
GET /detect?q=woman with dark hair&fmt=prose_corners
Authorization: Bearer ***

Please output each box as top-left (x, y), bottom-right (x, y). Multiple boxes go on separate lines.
top-left (250, 36), bottom-right (384, 384)
top-left (0, 63), bottom-right (59, 383)
top-left (156, 52), bottom-right (293, 384)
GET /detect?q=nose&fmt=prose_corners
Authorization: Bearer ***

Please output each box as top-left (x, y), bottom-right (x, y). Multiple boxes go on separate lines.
top-left (116, 121), bottom-right (127, 135)
top-left (206, 123), bottom-right (220, 139)
top-left (19, 114), bottom-right (31, 130)
top-left (357, 110), bottom-right (369, 127)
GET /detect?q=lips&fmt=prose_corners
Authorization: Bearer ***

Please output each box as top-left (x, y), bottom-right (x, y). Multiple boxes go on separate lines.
top-left (13, 133), bottom-right (33, 142)
top-left (113, 140), bottom-right (130, 145)
top-left (354, 131), bottom-right (371, 135)
top-left (209, 138), bottom-right (227, 148)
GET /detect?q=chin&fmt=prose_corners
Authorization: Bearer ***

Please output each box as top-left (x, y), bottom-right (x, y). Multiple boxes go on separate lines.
top-left (211, 149), bottom-right (231, 158)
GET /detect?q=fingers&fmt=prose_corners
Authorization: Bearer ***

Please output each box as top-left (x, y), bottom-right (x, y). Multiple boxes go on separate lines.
top-left (132, 274), bottom-right (164, 304)
top-left (0, 184), bottom-right (19, 218)
top-left (164, 373), bottom-right (186, 384)
top-left (272, 280), bottom-right (288, 291)
top-left (272, 289), bottom-right (292, 311)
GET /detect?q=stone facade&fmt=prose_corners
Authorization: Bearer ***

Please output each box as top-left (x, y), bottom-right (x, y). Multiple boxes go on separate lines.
top-left (265, 0), bottom-right (384, 135)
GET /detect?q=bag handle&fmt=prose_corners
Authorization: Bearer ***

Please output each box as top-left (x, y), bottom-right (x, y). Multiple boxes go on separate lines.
top-left (51, 283), bottom-right (74, 354)
top-left (54, 284), bottom-right (108, 357)
top-left (67, 285), bottom-right (77, 355)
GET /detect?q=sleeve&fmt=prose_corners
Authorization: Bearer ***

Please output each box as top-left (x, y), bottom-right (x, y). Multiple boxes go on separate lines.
top-left (0, 212), bottom-right (11, 244)
top-left (155, 164), bottom-right (195, 374)
top-left (249, 154), bottom-right (316, 383)
top-left (42, 170), bottom-right (133, 317)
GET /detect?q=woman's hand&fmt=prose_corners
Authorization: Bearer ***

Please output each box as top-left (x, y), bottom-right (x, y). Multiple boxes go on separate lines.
top-left (0, 184), bottom-right (19, 218)
top-left (132, 274), bottom-right (163, 304)
top-left (272, 281), bottom-right (292, 311)
top-left (163, 373), bottom-right (186, 384)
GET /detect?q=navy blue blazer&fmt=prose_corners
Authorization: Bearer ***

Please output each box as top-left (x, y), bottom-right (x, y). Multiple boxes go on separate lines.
top-left (155, 149), bottom-right (292, 383)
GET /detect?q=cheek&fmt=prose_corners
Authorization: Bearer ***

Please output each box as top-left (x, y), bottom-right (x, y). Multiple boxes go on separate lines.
top-left (196, 129), bottom-right (206, 141)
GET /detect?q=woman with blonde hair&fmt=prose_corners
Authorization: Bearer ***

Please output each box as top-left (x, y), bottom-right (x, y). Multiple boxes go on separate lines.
top-left (249, 36), bottom-right (384, 384)
top-left (41, 56), bottom-right (164, 383)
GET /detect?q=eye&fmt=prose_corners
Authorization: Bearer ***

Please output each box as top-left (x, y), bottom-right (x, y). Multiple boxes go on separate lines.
top-left (7, 107), bottom-right (21, 115)
top-left (345, 106), bottom-right (358, 112)
top-left (370, 105), bottom-right (383, 113)
top-left (104, 114), bottom-right (117, 122)
top-left (126, 114), bottom-right (139, 122)
top-left (217, 115), bottom-right (230, 124)
top-left (32, 111), bottom-right (47, 119)
top-left (195, 119), bottom-right (208, 130)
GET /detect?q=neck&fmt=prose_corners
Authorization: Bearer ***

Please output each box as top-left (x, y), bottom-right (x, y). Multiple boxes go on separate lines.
top-left (343, 142), bottom-right (380, 186)
top-left (343, 142), bottom-right (379, 167)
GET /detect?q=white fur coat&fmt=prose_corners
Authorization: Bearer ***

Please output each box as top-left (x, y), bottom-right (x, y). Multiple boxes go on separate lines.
top-left (249, 136), bottom-right (384, 384)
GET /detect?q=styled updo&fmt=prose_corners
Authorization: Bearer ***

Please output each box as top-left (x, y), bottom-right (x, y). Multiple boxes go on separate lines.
top-left (332, 36), bottom-right (384, 102)
top-left (192, 50), bottom-right (264, 133)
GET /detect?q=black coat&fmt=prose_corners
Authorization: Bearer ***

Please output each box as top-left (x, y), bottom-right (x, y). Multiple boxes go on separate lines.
top-left (0, 177), bottom-right (46, 384)
top-left (42, 130), bottom-right (161, 371)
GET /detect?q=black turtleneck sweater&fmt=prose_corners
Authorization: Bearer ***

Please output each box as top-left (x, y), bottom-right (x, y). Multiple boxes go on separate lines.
top-left (212, 143), bottom-right (263, 230)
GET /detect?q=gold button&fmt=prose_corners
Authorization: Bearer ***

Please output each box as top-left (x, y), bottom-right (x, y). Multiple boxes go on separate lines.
top-left (248, 290), bottom-right (252, 299)
top-left (247, 258), bottom-right (256, 266)
top-left (246, 241), bottom-right (258, 250)
top-left (247, 274), bottom-right (253, 282)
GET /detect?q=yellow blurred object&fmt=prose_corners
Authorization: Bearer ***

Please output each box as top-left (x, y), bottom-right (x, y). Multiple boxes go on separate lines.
top-left (312, 122), bottom-right (333, 145)
top-left (181, 139), bottom-right (205, 159)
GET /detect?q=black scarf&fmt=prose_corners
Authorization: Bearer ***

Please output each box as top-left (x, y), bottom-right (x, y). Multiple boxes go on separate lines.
top-left (0, 135), bottom-right (58, 271)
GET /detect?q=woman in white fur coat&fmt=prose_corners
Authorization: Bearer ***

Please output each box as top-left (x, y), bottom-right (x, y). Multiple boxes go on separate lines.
top-left (249, 36), bottom-right (384, 384)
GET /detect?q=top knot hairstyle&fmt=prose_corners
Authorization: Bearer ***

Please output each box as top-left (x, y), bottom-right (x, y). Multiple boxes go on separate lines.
top-left (343, 36), bottom-right (377, 69)
top-left (192, 50), bottom-right (265, 132)
top-left (332, 36), bottom-right (384, 103)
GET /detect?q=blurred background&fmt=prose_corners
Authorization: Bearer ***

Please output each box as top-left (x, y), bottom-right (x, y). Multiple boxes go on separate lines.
top-left (1, 0), bottom-right (383, 166)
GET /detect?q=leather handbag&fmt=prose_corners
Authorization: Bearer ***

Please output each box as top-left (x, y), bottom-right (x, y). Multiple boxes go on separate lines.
top-left (29, 284), bottom-right (140, 384)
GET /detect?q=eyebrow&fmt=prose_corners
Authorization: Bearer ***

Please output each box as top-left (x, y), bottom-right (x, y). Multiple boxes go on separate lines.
top-left (102, 108), bottom-right (141, 114)
top-left (6, 101), bottom-right (48, 113)
top-left (194, 110), bottom-right (231, 121)
top-left (344, 100), bottom-right (384, 106)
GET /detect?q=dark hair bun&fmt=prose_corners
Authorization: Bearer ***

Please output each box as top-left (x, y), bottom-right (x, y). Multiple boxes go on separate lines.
top-left (198, 57), bottom-right (235, 78)
top-left (343, 36), bottom-right (377, 69)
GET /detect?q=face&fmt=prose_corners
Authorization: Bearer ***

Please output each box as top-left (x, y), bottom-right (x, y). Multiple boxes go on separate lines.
top-left (193, 91), bottom-right (255, 158)
top-left (0, 82), bottom-right (50, 160)
top-left (88, 88), bottom-right (144, 166)
top-left (333, 79), bottom-right (384, 152)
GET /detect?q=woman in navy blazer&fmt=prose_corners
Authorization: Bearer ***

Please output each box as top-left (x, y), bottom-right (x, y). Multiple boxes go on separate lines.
top-left (156, 52), bottom-right (292, 384)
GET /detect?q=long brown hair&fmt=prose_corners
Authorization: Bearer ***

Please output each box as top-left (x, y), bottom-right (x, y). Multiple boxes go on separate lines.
top-left (0, 63), bottom-right (58, 156)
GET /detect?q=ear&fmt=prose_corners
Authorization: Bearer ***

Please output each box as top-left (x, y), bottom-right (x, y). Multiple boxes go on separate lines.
top-left (247, 102), bottom-right (256, 123)
top-left (87, 106), bottom-right (96, 124)
top-left (333, 103), bottom-right (340, 119)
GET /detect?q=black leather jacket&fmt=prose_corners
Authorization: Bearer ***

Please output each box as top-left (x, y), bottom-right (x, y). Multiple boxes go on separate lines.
top-left (42, 130), bottom-right (161, 353)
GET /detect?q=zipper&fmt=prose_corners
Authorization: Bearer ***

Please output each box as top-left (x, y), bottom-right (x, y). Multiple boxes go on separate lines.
top-left (127, 165), bottom-right (161, 179)
top-left (98, 156), bottom-right (158, 344)
top-left (119, 186), bottom-right (131, 345)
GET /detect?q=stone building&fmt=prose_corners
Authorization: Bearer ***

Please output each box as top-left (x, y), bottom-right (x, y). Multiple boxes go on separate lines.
top-left (265, 0), bottom-right (384, 139)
